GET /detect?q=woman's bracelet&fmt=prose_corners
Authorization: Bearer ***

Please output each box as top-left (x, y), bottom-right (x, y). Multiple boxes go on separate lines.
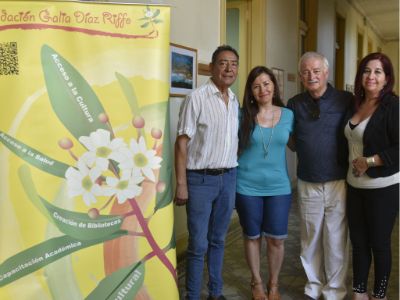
top-left (366, 156), bottom-right (376, 167)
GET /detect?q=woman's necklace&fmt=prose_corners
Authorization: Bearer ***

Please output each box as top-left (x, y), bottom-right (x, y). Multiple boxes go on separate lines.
top-left (257, 110), bottom-right (275, 159)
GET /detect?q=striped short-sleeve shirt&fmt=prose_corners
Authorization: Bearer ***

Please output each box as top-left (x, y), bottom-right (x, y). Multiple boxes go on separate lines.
top-left (177, 79), bottom-right (239, 169)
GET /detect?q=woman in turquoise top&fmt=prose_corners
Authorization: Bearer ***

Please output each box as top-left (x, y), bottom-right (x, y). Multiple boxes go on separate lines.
top-left (236, 66), bottom-right (294, 300)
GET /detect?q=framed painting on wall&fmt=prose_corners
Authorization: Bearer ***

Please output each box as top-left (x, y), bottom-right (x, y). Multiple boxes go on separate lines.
top-left (170, 43), bottom-right (197, 97)
top-left (272, 67), bottom-right (284, 99)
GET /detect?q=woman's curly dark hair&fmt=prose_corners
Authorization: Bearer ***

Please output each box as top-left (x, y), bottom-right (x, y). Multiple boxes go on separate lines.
top-left (354, 52), bottom-right (395, 109)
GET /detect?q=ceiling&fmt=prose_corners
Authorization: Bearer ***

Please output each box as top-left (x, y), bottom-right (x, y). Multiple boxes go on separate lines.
top-left (350, 0), bottom-right (399, 42)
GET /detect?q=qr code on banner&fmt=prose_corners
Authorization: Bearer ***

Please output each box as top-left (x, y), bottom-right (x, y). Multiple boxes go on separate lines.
top-left (0, 42), bottom-right (19, 75)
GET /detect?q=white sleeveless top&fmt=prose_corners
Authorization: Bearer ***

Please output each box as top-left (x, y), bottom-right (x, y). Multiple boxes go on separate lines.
top-left (345, 117), bottom-right (399, 188)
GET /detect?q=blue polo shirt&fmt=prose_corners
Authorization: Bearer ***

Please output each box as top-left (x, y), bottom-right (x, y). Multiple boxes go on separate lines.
top-left (286, 84), bottom-right (353, 183)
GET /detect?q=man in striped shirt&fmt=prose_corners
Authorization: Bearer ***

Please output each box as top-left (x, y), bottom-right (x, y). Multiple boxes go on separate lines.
top-left (174, 45), bottom-right (239, 300)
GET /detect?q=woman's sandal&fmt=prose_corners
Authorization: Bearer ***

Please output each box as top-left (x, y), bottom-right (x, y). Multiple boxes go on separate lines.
top-left (267, 283), bottom-right (281, 300)
top-left (352, 292), bottom-right (369, 300)
top-left (250, 281), bottom-right (267, 300)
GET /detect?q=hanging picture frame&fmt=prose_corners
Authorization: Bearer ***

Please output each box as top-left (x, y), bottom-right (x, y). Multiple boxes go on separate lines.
top-left (272, 67), bottom-right (284, 99)
top-left (170, 43), bottom-right (197, 97)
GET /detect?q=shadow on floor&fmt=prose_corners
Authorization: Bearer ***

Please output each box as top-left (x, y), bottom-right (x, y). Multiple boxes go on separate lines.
top-left (177, 196), bottom-right (399, 300)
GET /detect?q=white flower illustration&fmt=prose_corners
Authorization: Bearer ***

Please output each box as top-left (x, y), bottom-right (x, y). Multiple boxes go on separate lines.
top-left (79, 129), bottom-right (130, 171)
top-left (65, 159), bottom-right (103, 206)
top-left (119, 136), bottom-right (162, 182)
top-left (145, 10), bottom-right (154, 18)
top-left (106, 170), bottom-right (144, 204)
top-left (65, 128), bottom-right (163, 207)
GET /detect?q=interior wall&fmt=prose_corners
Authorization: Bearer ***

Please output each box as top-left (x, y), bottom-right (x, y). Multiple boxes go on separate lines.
top-left (317, 0), bottom-right (336, 85)
top-left (265, 0), bottom-right (298, 185)
top-left (336, 0), bottom-right (398, 94)
top-left (336, 0), bottom-right (358, 87)
top-left (382, 41), bottom-right (399, 95)
top-left (266, 0), bottom-right (298, 102)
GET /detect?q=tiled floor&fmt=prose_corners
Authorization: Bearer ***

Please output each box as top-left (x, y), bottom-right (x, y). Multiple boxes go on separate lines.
top-left (177, 196), bottom-right (399, 299)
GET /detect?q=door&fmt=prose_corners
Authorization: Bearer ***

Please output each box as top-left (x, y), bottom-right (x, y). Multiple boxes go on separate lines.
top-left (335, 14), bottom-right (345, 90)
top-left (226, 0), bottom-right (249, 101)
top-left (223, 0), bottom-right (266, 102)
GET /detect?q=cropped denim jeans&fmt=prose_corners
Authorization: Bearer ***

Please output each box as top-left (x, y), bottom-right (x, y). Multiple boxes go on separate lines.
top-left (185, 168), bottom-right (236, 300)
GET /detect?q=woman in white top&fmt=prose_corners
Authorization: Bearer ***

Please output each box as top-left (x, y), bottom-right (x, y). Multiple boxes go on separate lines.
top-left (345, 52), bottom-right (399, 300)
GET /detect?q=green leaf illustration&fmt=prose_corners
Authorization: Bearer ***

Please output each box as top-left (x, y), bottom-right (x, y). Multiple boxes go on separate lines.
top-left (41, 44), bottom-right (109, 142)
top-left (0, 231), bottom-right (127, 287)
top-left (115, 72), bottom-right (140, 115)
top-left (152, 9), bottom-right (161, 18)
top-left (154, 102), bottom-right (173, 212)
top-left (42, 199), bottom-right (124, 241)
top-left (154, 19), bottom-right (163, 24)
top-left (114, 75), bottom-right (172, 211)
top-left (19, 164), bottom-right (124, 241)
top-left (135, 102), bottom-right (172, 211)
top-left (86, 262), bottom-right (145, 300)
top-left (115, 73), bottom-right (146, 142)
top-left (0, 131), bottom-right (70, 178)
top-left (45, 256), bottom-right (82, 300)
top-left (18, 164), bottom-right (54, 222)
top-left (45, 183), bottom-right (82, 300)
top-left (141, 22), bottom-right (150, 28)
top-left (165, 231), bottom-right (176, 251)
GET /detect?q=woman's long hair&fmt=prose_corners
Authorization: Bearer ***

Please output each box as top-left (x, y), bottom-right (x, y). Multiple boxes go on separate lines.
top-left (354, 52), bottom-right (395, 109)
top-left (238, 66), bottom-right (284, 154)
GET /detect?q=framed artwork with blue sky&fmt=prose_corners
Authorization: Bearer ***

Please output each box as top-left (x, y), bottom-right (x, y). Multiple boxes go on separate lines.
top-left (170, 43), bottom-right (197, 97)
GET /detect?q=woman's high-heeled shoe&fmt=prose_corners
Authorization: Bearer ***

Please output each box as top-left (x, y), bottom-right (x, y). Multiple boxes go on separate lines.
top-left (267, 283), bottom-right (281, 300)
top-left (250, 281), bottom-right (267, 300)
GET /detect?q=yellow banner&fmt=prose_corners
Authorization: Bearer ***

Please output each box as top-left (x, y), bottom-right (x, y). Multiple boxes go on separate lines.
top-left (0, 1), bottom-right (177, 299)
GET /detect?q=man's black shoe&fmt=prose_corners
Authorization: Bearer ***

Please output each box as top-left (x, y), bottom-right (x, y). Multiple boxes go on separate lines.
top-left (207, 295), bottom-right (227, 300)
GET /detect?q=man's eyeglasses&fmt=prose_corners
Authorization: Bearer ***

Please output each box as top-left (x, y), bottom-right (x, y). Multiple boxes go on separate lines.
top-left (307, 99), bottom-right (320, 120)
